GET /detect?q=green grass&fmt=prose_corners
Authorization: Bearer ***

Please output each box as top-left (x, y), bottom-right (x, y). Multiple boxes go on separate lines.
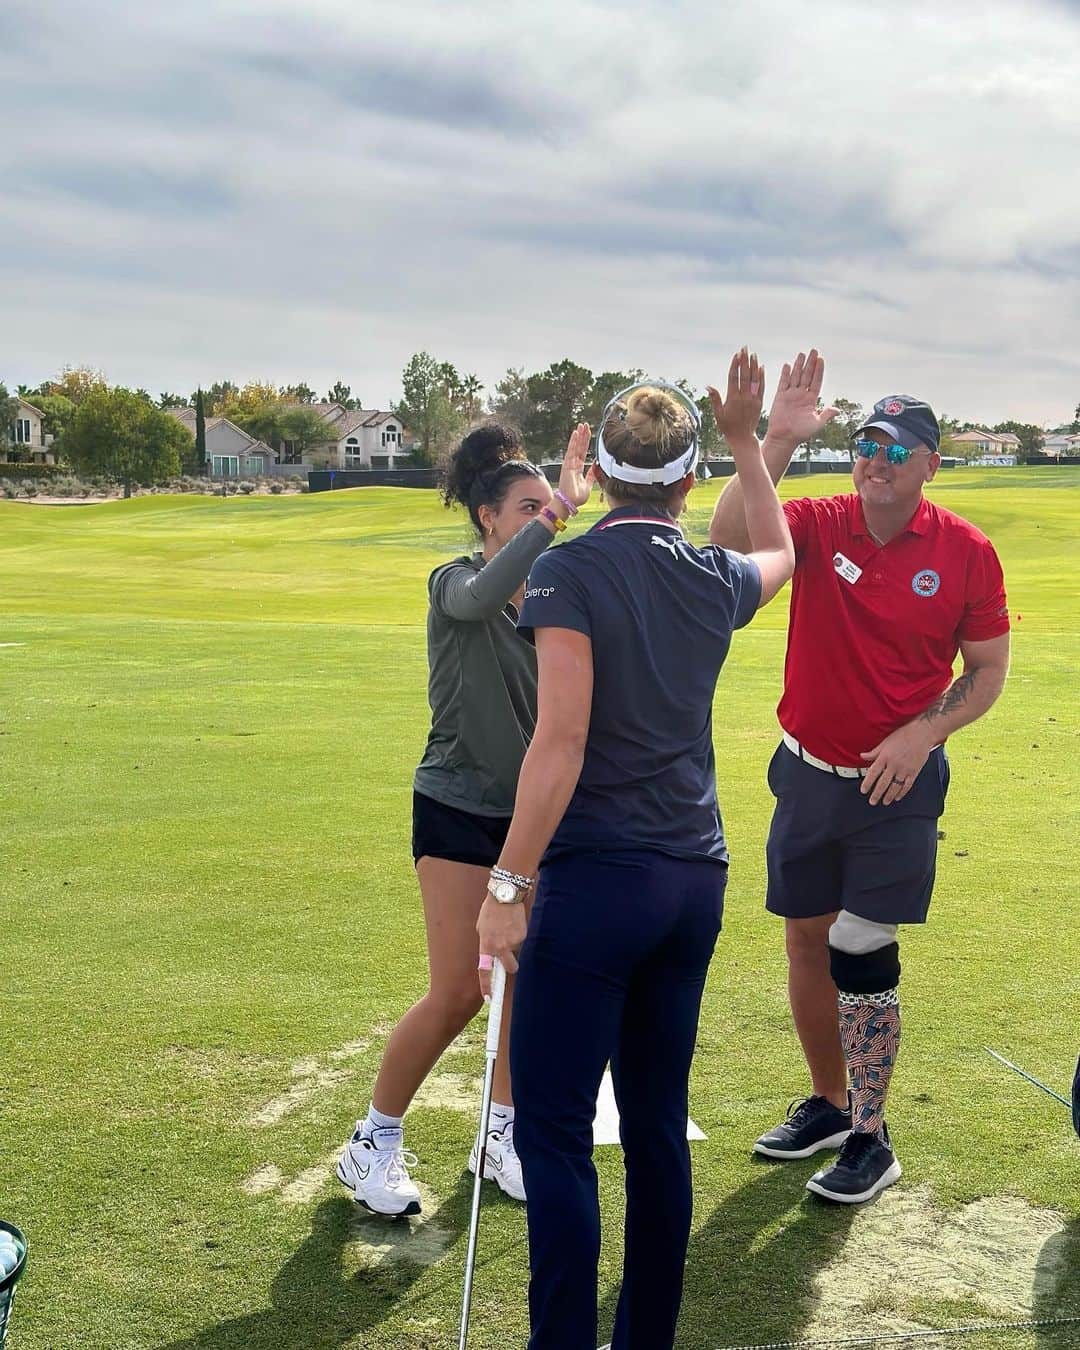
top-left (0, 468), bottom-right (1077, 1349)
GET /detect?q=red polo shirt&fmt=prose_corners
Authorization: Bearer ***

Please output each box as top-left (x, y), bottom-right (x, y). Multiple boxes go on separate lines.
top-left (778, 493), bottom-right (1009, 767)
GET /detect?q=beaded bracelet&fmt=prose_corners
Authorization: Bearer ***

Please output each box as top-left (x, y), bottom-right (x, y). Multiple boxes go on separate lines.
top-left (491, 865), bottom-right (536, 890)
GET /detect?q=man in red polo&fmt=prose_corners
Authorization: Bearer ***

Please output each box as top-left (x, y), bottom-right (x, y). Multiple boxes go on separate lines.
top-left (709, 351), bottom-right (1010, 1202)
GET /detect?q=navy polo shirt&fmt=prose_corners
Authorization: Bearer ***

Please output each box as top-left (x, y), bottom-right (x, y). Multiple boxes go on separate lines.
top-left (518, 506), bottom-right (762, 864)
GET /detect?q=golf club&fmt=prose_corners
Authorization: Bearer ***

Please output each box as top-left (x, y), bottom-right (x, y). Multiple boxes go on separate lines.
top-left (985, 1047), bottom-right (1071, 1108)
top-left (458, 957), bottom-right (507, 1350)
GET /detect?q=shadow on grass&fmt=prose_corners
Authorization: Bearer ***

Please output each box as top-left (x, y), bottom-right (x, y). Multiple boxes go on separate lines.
top-left (1034, 1216), bottom-right (1080, 1350)
top-left (159, 1173), bottom-right (475, 1350)
top-left (599, 1161), bottom-right (856, 1350)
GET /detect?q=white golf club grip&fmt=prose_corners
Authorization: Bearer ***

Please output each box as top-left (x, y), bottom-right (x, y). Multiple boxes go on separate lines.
top-left (485, 958), bottom-right (506, 1054)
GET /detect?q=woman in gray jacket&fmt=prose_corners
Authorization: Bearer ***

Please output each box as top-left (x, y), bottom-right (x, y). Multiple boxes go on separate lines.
top-left (337, 419), bottom-right (593, 1215)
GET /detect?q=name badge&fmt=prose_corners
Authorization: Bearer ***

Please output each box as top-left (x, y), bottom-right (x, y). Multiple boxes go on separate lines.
top-left (833, 552), bottom-right (862, 584)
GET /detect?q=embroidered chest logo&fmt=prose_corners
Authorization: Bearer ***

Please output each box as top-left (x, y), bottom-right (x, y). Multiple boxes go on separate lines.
top-left (651, 535), bottom-right (680, 559)
top-left (911, 569), bottom-right (941, 598)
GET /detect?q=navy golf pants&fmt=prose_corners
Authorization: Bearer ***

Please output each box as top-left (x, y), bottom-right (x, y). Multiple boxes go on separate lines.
top-left (510, 849), bottom-right (726, 1350)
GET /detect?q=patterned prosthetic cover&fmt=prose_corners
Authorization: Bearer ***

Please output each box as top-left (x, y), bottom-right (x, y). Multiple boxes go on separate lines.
top-left (838, 987), bottom-right (900, 1140)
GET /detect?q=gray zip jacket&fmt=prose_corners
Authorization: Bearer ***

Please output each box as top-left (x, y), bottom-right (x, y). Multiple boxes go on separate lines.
top-left (413, 519), bottom-right (554, 816)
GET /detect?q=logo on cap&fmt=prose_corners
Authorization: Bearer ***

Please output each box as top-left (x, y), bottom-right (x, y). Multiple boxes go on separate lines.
top-left (884, 399), bottom-right (904, 416)
top-left (912, 569), bottom-right (940, 598)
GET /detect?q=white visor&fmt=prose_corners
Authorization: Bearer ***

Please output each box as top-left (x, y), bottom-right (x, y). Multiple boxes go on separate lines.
top-left (596, 382), bottom-right (701, 485)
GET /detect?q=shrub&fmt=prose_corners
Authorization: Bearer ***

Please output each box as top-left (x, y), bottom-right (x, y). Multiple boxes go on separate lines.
top-left (0, 461), bottom-right (65, 480)
top-left (238, 481), bottom-right (255, 494)
top-left (270, 481), bottom-right (285, 494)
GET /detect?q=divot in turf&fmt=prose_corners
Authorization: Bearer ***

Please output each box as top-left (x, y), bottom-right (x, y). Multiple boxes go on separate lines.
top-left (238, 1151), bottom-right (339, 1204)
top-left (241, 1163), bottom-right (283, 1196)
top-left (347, 1184), bottom-right (452, 1270)
top-left (803, 1185), bottom-right (1067, 1340)
top-left (245, 1036), bottom-right (374, 1127)
top-left (412, 1071), bottom-right (483, 1113)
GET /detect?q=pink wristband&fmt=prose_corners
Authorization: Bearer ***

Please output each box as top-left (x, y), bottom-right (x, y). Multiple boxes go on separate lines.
top-left (477, 954), bottom-right (495, 971)
top-left (553, 489), bottom-right (578, 517)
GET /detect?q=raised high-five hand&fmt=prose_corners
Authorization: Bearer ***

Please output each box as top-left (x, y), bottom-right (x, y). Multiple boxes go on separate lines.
top-left (558, 422), bottom-right (595, 508)
top-left (707, 347), bottom-right (764, 452)
top-left (766, 349), bottom-right (838, 449)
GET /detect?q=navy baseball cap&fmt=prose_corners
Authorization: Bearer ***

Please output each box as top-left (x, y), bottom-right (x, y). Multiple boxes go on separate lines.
top-left (856, 395), bottom-right (940, 454)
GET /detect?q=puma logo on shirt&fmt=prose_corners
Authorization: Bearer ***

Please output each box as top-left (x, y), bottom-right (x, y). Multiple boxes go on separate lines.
top-left (651, 535), bottom-right (679, 559)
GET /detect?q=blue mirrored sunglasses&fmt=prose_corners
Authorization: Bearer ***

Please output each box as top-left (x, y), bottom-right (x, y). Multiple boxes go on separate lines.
top-left (854, 438), bottom-right (918, 465)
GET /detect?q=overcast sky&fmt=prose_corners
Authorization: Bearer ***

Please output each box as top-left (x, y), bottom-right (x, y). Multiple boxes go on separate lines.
top-left (3, 0), bottom-right (1079, 424)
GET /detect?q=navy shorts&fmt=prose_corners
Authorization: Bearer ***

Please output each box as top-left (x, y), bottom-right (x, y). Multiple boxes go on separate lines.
top-left (410, 790), bottom-right (510, 867)
top-left (765, 742), bottom-right (950, 925)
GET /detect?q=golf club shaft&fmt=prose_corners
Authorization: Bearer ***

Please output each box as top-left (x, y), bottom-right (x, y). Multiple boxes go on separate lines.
top-left (459, 959), bottom-right (507, 1350)
top-left (984, 1047), bottom-right (1070, 1107)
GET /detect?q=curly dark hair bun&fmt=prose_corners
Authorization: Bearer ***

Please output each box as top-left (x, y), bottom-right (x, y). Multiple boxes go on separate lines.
top-left (442, 421), bottom-right (537, 532)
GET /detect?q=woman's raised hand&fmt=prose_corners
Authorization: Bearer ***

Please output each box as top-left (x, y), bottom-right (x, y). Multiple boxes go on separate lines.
top-left (707, 348), bottom-right (765, 453)
top-left (558, 422), bottom-right (595, 508)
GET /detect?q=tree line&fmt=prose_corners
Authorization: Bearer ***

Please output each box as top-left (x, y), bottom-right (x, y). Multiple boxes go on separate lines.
top-left (3, 362), bottom-right (1077, 494)
top-left (392, 352), bottom-right (1076, 465)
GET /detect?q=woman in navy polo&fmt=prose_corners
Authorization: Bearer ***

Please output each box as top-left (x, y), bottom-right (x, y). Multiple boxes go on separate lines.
top-left (477, 353), bottom-right (796, 1349)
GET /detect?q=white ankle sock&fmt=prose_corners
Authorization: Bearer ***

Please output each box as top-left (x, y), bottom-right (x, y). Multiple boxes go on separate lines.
top-left (363, 1102), bottom-right (404, 1136)
top-left (490, 1103), bottom-right (514, 1126)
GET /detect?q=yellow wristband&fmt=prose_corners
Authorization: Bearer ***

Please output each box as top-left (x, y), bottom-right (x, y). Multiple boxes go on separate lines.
top-left (541, 507), bottom-right (567, 532)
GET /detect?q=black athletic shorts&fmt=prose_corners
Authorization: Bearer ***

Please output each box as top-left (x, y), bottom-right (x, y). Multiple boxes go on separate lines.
top-left (765, 741), bottom-right (950, 925)
top-left (411, 790), bottom-right (511, 868)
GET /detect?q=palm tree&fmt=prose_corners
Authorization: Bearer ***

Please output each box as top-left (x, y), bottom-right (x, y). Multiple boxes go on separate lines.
top-left (461, 374), bottom-right (484, 424)
top-left (437, 362), bottom-right (463, 408)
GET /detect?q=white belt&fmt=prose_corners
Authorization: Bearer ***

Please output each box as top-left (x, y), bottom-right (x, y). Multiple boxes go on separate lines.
top-left (782, 731), bottom-right (866, 779)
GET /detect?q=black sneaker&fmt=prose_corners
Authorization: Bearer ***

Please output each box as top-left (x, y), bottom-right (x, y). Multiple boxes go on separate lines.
top-left (753, 1095), bottom-right (852, 1160)
top-left (805, 1126), bottom-right (901, 1203)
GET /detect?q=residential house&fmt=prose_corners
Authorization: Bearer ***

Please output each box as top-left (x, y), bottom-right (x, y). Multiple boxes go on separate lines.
top-left (948, 429), bottom-right (1022, 458)
top-left (282, 402), bottom-right (409, 469)
top-left (1040, 432), bottom-right (1080, 457)
top-left (4, 398), bottom-right (55, 464)
top-left (168, 408), bottom-right (276, 477)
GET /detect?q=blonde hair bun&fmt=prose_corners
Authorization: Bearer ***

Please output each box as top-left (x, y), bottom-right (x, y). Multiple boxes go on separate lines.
top-left (623, 387), bottom-right (692, 453)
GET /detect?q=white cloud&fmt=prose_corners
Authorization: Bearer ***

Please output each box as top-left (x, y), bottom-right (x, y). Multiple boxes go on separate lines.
top-left (1, 0), bottom-right (1078, 423)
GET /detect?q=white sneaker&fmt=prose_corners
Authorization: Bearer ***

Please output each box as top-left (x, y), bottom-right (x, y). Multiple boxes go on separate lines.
top-left (468, 1120), bottom-right (526, 1202)
top-left (336, 1123), bottom-right (422, 1217)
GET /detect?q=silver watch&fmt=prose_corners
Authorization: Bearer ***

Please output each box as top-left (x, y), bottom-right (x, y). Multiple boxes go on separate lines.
top-left (487, 876), bottom-right (527, 905)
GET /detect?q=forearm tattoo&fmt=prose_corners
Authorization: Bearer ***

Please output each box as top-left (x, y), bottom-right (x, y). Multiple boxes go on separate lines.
top-left (921, 670), bottom-right (977, 724)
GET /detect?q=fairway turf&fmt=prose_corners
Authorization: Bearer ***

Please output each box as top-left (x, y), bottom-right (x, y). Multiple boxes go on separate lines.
top-left (1, 469), bottom-right (1077, 1350)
